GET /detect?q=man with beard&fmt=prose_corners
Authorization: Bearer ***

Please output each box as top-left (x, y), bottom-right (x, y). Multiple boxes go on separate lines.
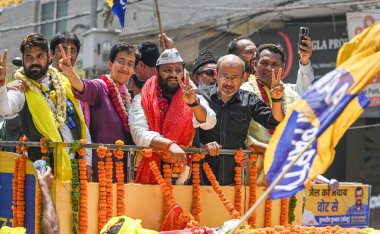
top-left (129, 48), bottom-right (216, 184)
top-left (228, 37), bottom-right (257, 81)
top-left (197, 54), bottom-right (284, 185)
top-left (0, 33), bottom-right (91, 181)
top-left (228, 37), bottom-right (314, 94)
top-left (347, 187), bottom-right (369, 214)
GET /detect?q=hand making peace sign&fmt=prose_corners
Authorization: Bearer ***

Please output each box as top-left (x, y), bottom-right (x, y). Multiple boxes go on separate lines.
top-left (0, 49), bottom-right (8, 83)
top-left (58, 44), bottom-right (73, 73)
top-left (178, 71), bottom-right (197, 105)
top-left (270, 67), bottom-right (285, 100)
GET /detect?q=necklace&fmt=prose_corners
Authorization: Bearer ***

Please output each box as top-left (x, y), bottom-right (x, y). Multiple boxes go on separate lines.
top-left (100, 75), bottom-right (131, 132)
top-left (14, 67), bottom-right (67, 128)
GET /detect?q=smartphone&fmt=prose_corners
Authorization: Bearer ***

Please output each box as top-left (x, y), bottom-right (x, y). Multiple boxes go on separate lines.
top-left (298, 27), bottom-right (309, 51)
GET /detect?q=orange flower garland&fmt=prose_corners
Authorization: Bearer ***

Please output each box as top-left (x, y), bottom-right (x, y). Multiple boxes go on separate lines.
top-left (162, 163), bottom-right (173, 215)
top-left (234, 150), bottom-right (244, 215)
top-left (114, 140), bottom-right (125, 215)
top-left (248, 153), bottom-right (258, 227)
top-left (77, 139), bottom-right (88, 234)
top-left (149, 161), bottom-right (175, 212)
top-left (35, 185), bottom-right (41, 234)
top-left (97, 145), bottom-right (108, 232)
top-left (202, 162), bottom-right (240, 219)
top-left (13, 136), bottom-right (27, 228)
top-left (190, 153), bottom-right (205, 222)
top-left (280, 198), bottom-right (289, 225)
top-left (105, 149), bottom-right (113, 220)
top-left (36, 137), bottom-right (49, 234)
top-left (264, 183), bottom-right (272, 227)
top-left (12, 157), bottom-right (19, 227)
top-left (39, 138), bottom-right (48, 155)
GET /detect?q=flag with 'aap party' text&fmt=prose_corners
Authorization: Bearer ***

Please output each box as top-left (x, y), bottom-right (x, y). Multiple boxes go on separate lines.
top-left (264, 22), bottom-right (380, 200)
top-left (107, 0), bottom-right (128, 28)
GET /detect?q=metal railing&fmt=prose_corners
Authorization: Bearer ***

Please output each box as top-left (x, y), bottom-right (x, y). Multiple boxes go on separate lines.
top-left (0, 140), bottom-right (262, 183)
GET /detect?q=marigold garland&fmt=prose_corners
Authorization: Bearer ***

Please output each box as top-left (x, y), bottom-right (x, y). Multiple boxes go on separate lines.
top-left (203, 162), bottom-right (240, 219)
top-left (36, 137), bottom-right (50, 234)
top-left (13, 136), bottom-right (27, 228)
top-left (36, 185), bottom-right (41, 234)
top-left (149, 161), bottom-right (176, 215)
top-left (264, 184), bottom-right (272, 227)
top-left (248, 153), bottom-right (258, 228)
top-left (77, 139), bottom-right (88, 234)
top-left (97, 145), bottom-right (108, 232)
top-left (105, 150), bottom-right (113, 220)
top-left (12, 156), bottom-right (20, 227)
top-left (190, 153), bottom-right (205, 222)
top-left (280, 198), bottom-right (289, 225)
top-left (235, 224), bottom-right (365, 234)
top-left (114, 140), bottom-right (125, 215)
top-left (162, 163), bottom-right (173, 215)
top-left (234, 150), bottom-right (244, 215)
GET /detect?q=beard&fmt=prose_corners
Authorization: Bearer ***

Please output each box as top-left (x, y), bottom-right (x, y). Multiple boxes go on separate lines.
top-left (158, 74), bottom-right (180, 95)
top-left (24, 63), bottom-right (48, 80)
top-left (245, 61), bottom-right (255, 74)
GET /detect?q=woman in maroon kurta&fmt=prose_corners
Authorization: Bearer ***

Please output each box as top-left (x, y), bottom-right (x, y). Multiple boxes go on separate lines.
top-left (58, 42), bottom-right (140, 181)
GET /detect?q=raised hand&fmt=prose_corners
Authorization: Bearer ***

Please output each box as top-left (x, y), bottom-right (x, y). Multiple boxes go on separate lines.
top-left (0, 49), bottom-right (8, 82)
top-left (159, 33), bottom-right (175, 50)
top-left (58, 44), bottom-right (73, 73)
top-left (270, 68), bottom-right (284, 99)
top-left (36, 166), bottom-right (54, 190)
top-left (299, 36), bottom-right (313, 65)
top-left (178, 71), bottom-right (197, 105)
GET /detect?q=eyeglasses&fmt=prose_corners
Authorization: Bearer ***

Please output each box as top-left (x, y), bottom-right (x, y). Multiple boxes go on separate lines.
top-left (55, 48), bottom-right (78, 56)
top-left (116, 60), bottom-right (135, 69)
top-left (196, 69), bottom-right (215, 77)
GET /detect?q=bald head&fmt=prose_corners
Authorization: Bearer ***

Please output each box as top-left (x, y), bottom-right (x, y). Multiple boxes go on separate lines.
top-left (217, 54), bottom-right (245, 76)
top-left (216, 54), bottom-right (246, 102)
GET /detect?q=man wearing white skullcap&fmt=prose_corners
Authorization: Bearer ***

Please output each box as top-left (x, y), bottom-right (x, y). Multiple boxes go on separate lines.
top-left (129, 48), bottom-right (216, 184)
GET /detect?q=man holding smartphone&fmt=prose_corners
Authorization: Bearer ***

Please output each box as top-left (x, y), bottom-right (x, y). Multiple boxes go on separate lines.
top-left (239, 31), bottom-right (314, 185)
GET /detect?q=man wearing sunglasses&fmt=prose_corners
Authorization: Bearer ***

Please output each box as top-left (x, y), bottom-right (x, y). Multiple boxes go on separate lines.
top-left (191, 49), bottom-right (217, 88)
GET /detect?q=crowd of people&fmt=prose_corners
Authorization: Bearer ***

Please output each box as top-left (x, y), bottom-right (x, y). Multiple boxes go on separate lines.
top-left (0, 30), bottom-right (315, 186)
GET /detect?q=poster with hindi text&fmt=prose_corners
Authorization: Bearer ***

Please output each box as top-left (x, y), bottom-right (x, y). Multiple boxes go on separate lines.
top-left (303, 184), bottom-right (371, 227)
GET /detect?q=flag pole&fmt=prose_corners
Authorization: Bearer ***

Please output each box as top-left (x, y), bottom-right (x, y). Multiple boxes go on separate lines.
top-left (228, 136), bottom-right (317, 234)
top-left (154, 0), bottom-right (164, 37)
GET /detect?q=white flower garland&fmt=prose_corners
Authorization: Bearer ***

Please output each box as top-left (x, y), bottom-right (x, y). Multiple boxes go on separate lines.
top-left (105, 74), bottom-right (131, 115)
top-left (14, 67), bottom-right (67, 128)
top-left (249, 78), bottom-right (263, 100)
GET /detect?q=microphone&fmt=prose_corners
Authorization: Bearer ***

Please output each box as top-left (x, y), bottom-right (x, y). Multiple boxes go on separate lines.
top-left (33, 160), bottom-right (47, 176)
top-left (314, 175), bottom-right (339, 191)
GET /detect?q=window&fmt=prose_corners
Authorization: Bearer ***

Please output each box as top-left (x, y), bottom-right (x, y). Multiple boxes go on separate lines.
top-left (40, 0), bottom-right (68, 41)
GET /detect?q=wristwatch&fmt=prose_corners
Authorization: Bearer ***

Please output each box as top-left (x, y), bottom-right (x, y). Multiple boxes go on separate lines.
top-left (187, 97), bottom-right (200, 107)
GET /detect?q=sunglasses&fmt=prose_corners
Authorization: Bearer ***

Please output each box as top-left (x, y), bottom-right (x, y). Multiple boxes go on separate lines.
top-left (196, 69), bottom-right (215, 77)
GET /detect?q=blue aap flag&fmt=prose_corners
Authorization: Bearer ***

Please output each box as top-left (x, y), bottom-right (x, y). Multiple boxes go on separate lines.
top-left (264, 42), bottom-right (380, 199)
top-left (109, 0), bottom-right (128, 28)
